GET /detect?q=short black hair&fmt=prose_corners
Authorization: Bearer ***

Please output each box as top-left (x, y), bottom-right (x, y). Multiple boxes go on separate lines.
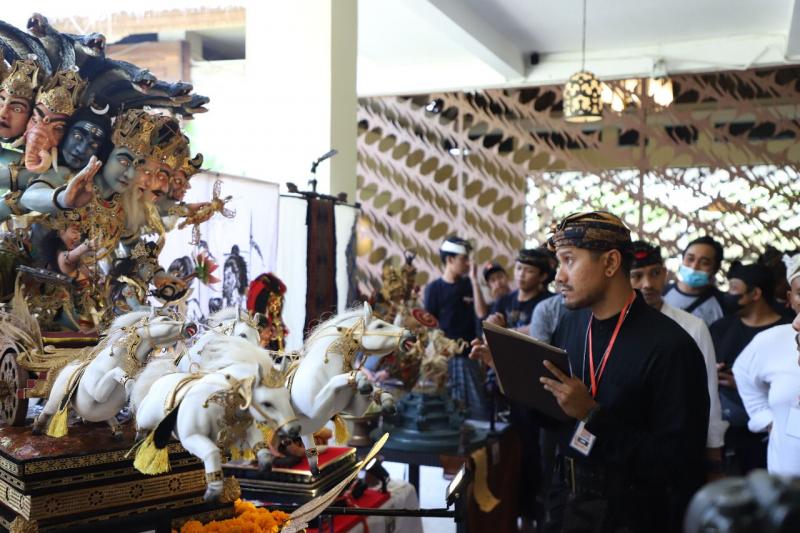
top-left (590, 248), bottom-right (634, 276)
top-left (683, 236), bottom-right (724, 271)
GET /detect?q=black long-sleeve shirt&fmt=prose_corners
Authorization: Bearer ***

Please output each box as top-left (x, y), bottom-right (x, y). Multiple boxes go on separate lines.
top-left (550, 292), bottom-right (709, 529)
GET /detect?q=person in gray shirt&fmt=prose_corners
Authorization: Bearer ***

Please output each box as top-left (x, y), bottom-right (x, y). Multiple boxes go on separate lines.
top-left (529, 292), bottom-right (568, 343)
top-left (663, 236), bottom-right (727, 327)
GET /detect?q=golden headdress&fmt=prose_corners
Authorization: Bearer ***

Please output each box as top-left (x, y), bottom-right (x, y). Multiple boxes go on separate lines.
top-left (35, 69), bottom-right (87, 116)
top-left (111, 109), bottom-right (188, 169)
top-left (180, 152), bottom-right (204, 178)
top-left (153, 132), bottom-right (190, 171)
top-left (0, 58), bottom-right (44, 101)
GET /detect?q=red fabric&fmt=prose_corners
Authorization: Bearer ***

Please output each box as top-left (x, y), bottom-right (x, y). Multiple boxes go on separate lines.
top-left (306, 489), bottom-right (391, 533)
top-left (246, 278), bottom-right (268, 313)
top-left (271, 447), bottom-right (353, 473)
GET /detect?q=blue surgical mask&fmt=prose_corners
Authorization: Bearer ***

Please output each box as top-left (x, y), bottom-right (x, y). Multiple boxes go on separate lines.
top-left (678, 265), bottom-right (711, 288)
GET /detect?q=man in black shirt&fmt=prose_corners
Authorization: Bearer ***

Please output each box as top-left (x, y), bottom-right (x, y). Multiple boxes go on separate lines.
top-left (488, 248), bottom-right (554, 332)
top-left (424, 236), bottom-right (489, 419)
top-left (711, 261), bottom-right (788, 474)
top-left (536, 211), bottom-right (709, 532)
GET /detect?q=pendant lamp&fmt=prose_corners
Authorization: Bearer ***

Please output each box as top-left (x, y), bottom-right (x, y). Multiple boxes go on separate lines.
top-left (563, 0), bottom-right (603, 122)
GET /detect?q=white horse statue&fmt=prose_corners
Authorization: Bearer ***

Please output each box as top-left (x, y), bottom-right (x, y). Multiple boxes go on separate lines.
top-left (290, 302), bottom-right (411, 474)
top-left (32, 311), bottom-right (197, 438)
top-left (131, 336), bottom-right (299, 502)
top-left (175, 307), bottom-right (260, 373)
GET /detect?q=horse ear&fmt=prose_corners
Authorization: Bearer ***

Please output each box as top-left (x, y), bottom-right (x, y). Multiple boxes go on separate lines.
top-left (237, 376), bottom-right (256, 409)
top-left (363, 301), bottom-right (372, 323)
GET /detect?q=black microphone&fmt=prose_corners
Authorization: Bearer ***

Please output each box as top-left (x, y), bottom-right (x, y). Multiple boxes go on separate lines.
top-left (311, 149), bottom-right (338, 174)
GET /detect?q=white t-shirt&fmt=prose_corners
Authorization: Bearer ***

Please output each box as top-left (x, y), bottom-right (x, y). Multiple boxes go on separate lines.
top-left (733, 324), bottom-right (800, 476)
top-left (661, 303), bottom-right (728, 448)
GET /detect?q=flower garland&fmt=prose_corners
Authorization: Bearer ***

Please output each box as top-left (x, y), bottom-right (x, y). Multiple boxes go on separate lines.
top-left (175, 500), bottom-right (290, 533)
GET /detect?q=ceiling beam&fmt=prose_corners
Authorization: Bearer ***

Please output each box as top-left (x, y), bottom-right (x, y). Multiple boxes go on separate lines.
top-left (405, 0), bottom-right (527, 80)
top-left (787, 0), bottom-right (800, 58)
top-left (358, 33), bottom-right (791, 97)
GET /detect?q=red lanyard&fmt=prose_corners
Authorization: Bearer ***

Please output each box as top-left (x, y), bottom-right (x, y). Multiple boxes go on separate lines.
top-left (587, 291), bottom-right (636, 398)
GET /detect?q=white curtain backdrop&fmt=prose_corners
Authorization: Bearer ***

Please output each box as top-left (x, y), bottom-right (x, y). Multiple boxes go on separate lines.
top-left (335, 203), bottom-right (358, 314)
top-left (160, 172), bottom-right (279, 321)
top-left (276, 196), bottom-right (309, 351)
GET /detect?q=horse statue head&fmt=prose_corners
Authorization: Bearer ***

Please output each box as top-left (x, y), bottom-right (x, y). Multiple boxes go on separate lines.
top-left (208, 306), bottom-right (260, 345)
top-left (220, 370), bottom-right (300, 443)
top-left (312, 301), bottom-right (410, 352)
top-left (107, 309), bottom-right (197, 364)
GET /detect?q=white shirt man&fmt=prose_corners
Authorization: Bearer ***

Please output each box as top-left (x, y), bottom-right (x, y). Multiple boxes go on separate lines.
top-left (629, 241), bottom-right (728, 455)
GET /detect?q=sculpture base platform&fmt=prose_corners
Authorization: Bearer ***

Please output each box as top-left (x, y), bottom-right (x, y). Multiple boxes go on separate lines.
top-left (224, 447), bottom-right (358, 504)
top-left (0, 424), bottom-right (234, 532)
top-left (372, 391), bottom-right (487, 453)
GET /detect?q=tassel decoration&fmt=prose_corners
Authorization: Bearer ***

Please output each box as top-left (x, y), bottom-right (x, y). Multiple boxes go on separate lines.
top-left (332, 414), bottom-right (350, 445)
top-left (46, 407), bottom-right (70, 438)
top-left (133, 431), bottom-right (171, 475)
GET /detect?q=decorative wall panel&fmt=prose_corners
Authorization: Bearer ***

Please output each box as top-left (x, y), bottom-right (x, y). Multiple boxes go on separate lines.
top-left (356, 67), bottom-right (800, 292)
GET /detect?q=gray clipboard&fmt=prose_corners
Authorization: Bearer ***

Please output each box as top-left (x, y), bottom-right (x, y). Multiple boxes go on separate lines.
top-left (482, 321), bottom-right (571, 422)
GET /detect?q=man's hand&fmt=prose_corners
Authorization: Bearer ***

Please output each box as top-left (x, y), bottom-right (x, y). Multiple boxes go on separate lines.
top-left (469, 338), bottom-right (494, 369)
top-left (717, 363), bottom-right (736, 389)
top-left (540, 360), bottom-right (597, 420)
top-left (486, 312), bottom-right (506, 327)
top-left (469, 262), bottom-right (478, 281)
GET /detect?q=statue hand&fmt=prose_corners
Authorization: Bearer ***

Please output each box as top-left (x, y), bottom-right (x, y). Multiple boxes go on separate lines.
top-left (64, 156), bottom-right (102, 208)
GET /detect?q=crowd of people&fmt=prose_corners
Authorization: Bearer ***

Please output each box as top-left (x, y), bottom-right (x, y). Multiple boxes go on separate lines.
top-left (422, 211), bottom-right (800, 532)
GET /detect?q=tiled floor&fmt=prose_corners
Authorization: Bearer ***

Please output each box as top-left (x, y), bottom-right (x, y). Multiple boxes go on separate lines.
top-left (384, 461), bottom-right (457, 533)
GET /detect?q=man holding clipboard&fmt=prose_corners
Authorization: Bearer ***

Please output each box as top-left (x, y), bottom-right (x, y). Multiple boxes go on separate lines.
top-left (474, 211), bottom-right (709, 533)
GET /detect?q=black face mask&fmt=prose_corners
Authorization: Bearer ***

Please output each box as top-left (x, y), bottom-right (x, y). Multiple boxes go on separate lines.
top-left (720, 292), bottom-right (746, 315)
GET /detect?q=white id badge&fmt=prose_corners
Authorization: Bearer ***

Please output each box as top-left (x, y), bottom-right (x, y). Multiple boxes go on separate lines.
top-left (786, 404), bottom-right (800, 440)
top-left (569, 420), bottom-right (596, 456)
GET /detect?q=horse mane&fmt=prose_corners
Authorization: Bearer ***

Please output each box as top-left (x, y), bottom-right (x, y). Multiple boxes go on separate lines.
top-left (208, 306), bottom-right (241, 325)
top-left (304, 307), bottom-right (364, 348)
top-left (107, 311), bottom-right (151, 334)
top-left (90, 310), bottom-right (152, 356)
top-left (198, 334), bottom-right (281, 383)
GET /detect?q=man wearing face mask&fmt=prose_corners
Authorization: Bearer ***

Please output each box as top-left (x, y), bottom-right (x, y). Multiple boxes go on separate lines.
top-left (664, 236), bottom-right (727, 327)
top-left (710, 261), bottom-right (789, 474)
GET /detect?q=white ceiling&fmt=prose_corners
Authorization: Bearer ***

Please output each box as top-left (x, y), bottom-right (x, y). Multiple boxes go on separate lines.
top-left (357, 0), bottom-right (800, 95)
top-left (459, 0), bottom-right (791, 54)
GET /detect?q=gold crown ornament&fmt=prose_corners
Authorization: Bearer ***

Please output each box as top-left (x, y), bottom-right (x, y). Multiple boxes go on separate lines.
top-left (35, 69), bottom-right (87, 116)
top-left (111, 109), bottom-right (184, 163)
top-left (153, 131), bottom-right (190, 171)
top-left (0, 58), bottom-right (44, 100)
top-left (180, 152), bottom-right (204, 177)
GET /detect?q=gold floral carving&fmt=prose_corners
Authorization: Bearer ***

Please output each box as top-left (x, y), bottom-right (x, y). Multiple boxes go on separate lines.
top-left (9, 516), bottom-right (38, 533)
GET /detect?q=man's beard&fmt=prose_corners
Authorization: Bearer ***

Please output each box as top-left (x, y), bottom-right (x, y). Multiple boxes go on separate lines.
top-left (562, 283), bottom-right (606, 310)
top-left (121, 187), bottom-right (147, 234)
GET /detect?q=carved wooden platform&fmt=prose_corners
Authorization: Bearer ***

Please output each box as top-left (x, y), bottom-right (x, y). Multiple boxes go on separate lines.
top-left (0, 424), bottom-right (234, 532)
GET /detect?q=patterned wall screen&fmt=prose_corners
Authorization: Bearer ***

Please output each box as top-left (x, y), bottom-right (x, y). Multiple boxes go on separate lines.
top-left (356, 67), bottom-right (800, 292)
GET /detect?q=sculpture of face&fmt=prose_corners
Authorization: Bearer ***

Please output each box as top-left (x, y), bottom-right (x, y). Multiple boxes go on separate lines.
top-left (99, 147), bottom-right (139, 194)
top-left (169, 170), bottom-right (191, 201)
top-left (61, 119), bottom-right (108, 171)
top-left (0, 90), bottom-right (32, 141)
top-left (22, 103), bottom-right (69, 172)
top-left (135, 158), bottom-right (171, 203)
top-left (59, 224), bottom-right (82, 250)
